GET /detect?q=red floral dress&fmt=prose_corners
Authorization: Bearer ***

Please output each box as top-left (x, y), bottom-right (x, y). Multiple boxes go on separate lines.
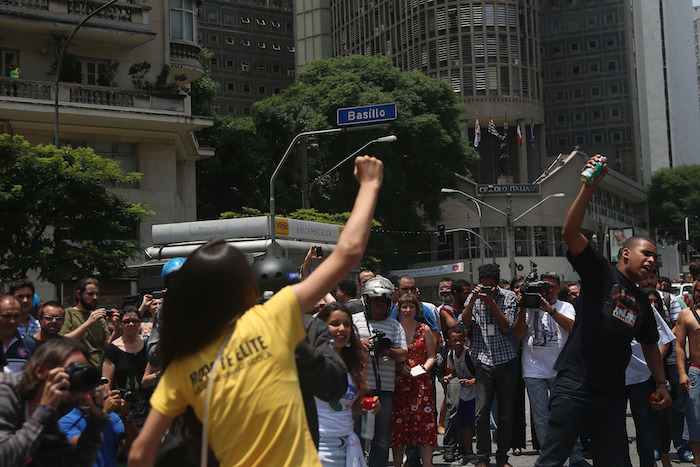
top-left (390, 323), bottom-right (437, 447)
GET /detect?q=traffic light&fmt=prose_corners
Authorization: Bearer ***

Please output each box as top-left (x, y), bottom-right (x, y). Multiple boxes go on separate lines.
top-left (437, 224), bottom-right (446, 244)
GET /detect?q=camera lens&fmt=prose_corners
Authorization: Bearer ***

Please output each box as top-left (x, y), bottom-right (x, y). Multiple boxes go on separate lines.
top-left (65, 362), bottom-right (101, 393)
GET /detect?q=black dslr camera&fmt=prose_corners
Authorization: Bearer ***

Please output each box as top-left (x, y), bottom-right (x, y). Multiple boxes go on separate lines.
top-left (368, 329), bottom-right (393, 353)
top-left (65, 362), bottom-right (102, 393)
top-left (520, 262), bottom-right (551, 309)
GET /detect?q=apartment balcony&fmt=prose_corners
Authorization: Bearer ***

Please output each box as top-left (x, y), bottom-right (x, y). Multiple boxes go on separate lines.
top-left (0, 0), bottom-right (155, 48)
top-left (169, 40), bottom-right (205, 84)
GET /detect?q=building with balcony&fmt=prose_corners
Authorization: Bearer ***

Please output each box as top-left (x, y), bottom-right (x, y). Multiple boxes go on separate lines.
top-left (0, 0), bottom-right (214, 299)
top-left (198, 0), bottom-right (296, 117)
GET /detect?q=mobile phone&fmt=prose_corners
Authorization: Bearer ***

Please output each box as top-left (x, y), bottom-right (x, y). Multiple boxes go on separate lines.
top-left (316, 246), bottom-right (323, 258)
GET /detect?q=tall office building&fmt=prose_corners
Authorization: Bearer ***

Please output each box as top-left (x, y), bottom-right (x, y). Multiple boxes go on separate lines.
top-left (313, 0), bottom-right (546, 185)
top-left (199, 0), bottom-right (297, 117)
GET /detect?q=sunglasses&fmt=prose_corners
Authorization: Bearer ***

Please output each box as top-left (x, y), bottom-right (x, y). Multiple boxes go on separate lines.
top-left (121, 319), bottom-right (141, 324)
top-left (43, 316), bottom-right (64, 322)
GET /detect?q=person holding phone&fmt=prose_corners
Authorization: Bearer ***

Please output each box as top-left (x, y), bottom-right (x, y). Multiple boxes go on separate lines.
top-left (460, 263), bottom-right (519, 467)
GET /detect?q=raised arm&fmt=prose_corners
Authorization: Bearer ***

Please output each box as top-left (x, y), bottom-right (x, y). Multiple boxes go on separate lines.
top-left (562, 154), bottom-right (608, 256)
top-left (292, 156), bottom-right (383, 313)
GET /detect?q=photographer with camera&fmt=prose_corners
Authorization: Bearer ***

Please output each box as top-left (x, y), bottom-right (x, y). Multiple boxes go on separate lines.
top-left (0, 338), bottom-right (110, 466)
top-left (460, 263), bottom-right (518, 467)
top-left (61, 278), bottom-right (121, 369)
top-left (512, 270), bottom-right (588, 466)
top-left (352, 276), bottom-right (408, 467)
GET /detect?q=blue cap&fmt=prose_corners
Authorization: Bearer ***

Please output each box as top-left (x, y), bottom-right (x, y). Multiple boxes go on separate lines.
top-left (161, 257), bottom-right (186, 284)
top-left (32, 293), bottom-right (41, 307)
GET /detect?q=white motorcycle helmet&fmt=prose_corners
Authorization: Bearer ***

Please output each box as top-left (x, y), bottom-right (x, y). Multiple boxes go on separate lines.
top-left (360, 276), bottom-right (394, 319)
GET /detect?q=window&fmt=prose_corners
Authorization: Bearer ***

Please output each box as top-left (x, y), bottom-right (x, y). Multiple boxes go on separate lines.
top-left (76, 60), bottom-right (110, 85)
top-left (607, 60), bottom-right (617, 71)
top-left (588, 62), bottom-right (599, 72)
top-left (257, 64), bottom-right (265, 72)
top-left (574, 112), bottom-right (584, 121)
top-left (287, 46), bottom-right (296, 52)
top-left (271, 20), bottom-right (281, 28)
top-left (243, 107), bottom-right (251, 116)
top-left (609, 83), bottom-right (619, 94)
top-left (226, 59), bottom-right (234, 67)
top-left (242, 83), bottom-right (250, 92)
top-left (570, 42), bottom-right (579, 51)
top-left (226, 82), bottom-right (235, 91)
top-left (241, 61), bottom-right (250, 72)
top-left (588, 40), bottom-right (597, 49)
top-left (258, 85), bottom-right (265, 94)
top-left (593, 134), bottom-right (603, 143)
top-left (241, 16), bottom-right (251, 24)
top-left (92, 142), bottom-right (137, 188)
top-left (242, 39), bottom-right (251, 47)
top-left (170, 0), bottom-right (196, 41)
top-left (572, 65), bottom-right (580, 74)
top-left (209, 34), bottom-right (218, 43)
top-left (572, 88), bottom-right (582, 99)
top-left (612, 132), bottom-right (622, 142)
top-left (591, 109), bottom-right (601, 119)
top-left (210, 57), bottom-right (218, 66)
top-left (272, 44), bottom-right (281, 51)
top-left (591, 86), bottom-right (601, 97)
top-left (257, 42), bottom-right (266, 49)
top-left (226, 37), bottom-right (234, 45)
top-left (610, 108), bottom-right (620, 118)
top-left (227, 105), bottom-right (236, 114)
top-left (256, 18), bottom-right (266, 26)
top-left (1, 49), bottom-right (19, 78)
top-left (272, 64), bottom-right (281, 72)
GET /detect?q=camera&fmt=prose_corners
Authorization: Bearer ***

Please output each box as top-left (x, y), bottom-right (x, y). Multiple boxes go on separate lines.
top-left (520, 262), bottom-right (551, 309)
top-left (118, 388), bottom-right (136, 403)
top-left (65, 362), bottom-right (101, 393)
top-left (368, 329), bottom-right (392, 353)
top-left (480, 285), bottom-right (494, 295)
top-left (316, 246), bottom-right (323, 258)
top-left (151, 291), bottom-right (165, 300)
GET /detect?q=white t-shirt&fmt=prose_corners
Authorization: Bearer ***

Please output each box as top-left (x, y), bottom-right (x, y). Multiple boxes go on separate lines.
top-left (316, 373), bottom-right (358, 438)
top-left (521, 300), bottom-right (576, 380)
top-left (625, 306), bottom-right (676, 386)
top-left (352, 313), bottom-right (408, 392)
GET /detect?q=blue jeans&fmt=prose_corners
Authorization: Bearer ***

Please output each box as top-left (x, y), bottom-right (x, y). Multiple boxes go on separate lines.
top-left (474, 358), bottom-right (518, 465)
top-left (625, 378), bottom-right (656, 467)
top-left (354, 390), bottom-right (394, 467)
top-left (535, 375), bottom-right (628, 467)
top-left (524, 376), bottom-right (585, 463)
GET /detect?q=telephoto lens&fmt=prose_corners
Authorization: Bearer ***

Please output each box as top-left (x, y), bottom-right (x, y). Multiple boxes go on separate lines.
top-left (65, 362), bottom-right (101, 393)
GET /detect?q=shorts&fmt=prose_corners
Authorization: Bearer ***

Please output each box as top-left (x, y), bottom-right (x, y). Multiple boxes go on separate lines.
top-left (685, 366), bottom-right (700, 441)
top-left (458, 398), bottom-right (475, 428)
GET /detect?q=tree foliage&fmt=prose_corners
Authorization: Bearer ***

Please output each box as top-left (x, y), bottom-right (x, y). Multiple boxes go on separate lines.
top-left (189, 48), bottom-right (220, 117)
top-left (0, 135), bottom-right (153, 284)
top-left (197, 55), bottom-right (479, 268)
top-left (648, 164), bottom-right (700, 251)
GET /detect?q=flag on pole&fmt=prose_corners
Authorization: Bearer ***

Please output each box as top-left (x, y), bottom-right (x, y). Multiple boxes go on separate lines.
top-left (488, 117), bottom-right (503, 140)
top-left (474, 118), bottom-right (481, 147)
top-left (530, 117), bottom-right (535, 148)
top-left (516, 123), bottom-right (522, 146)
top-left (503, 112), bottom-right (508, 140)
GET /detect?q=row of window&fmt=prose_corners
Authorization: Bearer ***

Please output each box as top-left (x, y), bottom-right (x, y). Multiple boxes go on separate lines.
top-left (547, 105), bottom-right (626, 124)
top-left (545, 9), bottom-right (620, 31)
top-left (543, 59), bottom-right (624, 79)
top-left (204, 34), bottom-right (295, 53)
top-left (205, 12), bottom-right (289, 30)
top-left (545, 35), bottom-right (622, 56)
top-left (212, 58), bottom-right (295, 76)
top-left (224, 82), bottom-right (283, 95)
top-left (545, 82), bottom-right (624, 101)
top-left (435, 226), bottom-right (568, 261)
top-left (548, 130), bottom-right (629, 149)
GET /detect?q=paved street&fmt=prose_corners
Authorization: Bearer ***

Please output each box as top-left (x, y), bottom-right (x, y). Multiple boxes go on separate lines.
top-left (387, 388), bottom-right (690, 466)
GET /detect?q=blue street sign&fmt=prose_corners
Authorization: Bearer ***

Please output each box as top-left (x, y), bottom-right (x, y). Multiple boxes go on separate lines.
top-left (337, 103), bottom-right (397, 126)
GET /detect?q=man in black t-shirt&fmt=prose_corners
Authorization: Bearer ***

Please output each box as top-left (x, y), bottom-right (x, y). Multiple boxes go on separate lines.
top-left (535, 155), bottom-right (671, 467)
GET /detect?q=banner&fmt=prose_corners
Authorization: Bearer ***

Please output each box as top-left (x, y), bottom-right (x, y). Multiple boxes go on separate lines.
top-left (389, 262), bottom-right (465, 278)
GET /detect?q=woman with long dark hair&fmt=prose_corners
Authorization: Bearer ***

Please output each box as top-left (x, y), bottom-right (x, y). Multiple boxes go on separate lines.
top-left (128, 156), bottom-right (384, 467)
top-left (315, 302), bottom-right (378, 466)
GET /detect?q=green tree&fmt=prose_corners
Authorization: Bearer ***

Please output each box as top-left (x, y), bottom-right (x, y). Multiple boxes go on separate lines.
top-left (0, 135), bottom-right (153, 285)
top-left (197, 55), bottom-right (479, 268)
top-left (190, 48), bottom-right (220, 117)
top-left (648, 164), bottom-right (700, 251)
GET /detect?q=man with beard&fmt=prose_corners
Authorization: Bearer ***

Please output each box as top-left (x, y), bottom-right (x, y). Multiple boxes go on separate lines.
top-left (60, 278), bottom-right (119, 368)
top-left (0, 338), bottom-right (110, 466)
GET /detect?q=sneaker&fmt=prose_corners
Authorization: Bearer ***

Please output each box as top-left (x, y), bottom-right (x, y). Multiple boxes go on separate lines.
top-left (404, 458), bottom-right (422, 467)
top-left (443, 451), bottom-right (456, 463)
top-left (462, 454), bottom-right (477, 466)
top-left (654, 450), bottom-right (660, 461)
top-left (679, 450), bottom-right (695, 462)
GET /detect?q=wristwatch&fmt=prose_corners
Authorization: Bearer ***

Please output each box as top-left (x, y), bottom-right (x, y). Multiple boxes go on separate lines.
top-left (656, 380), bottom-right (671, 392)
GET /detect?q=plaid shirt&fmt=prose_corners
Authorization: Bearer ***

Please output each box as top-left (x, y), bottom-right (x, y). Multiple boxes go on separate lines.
top-left (461, 287), bottom-right (518, 366)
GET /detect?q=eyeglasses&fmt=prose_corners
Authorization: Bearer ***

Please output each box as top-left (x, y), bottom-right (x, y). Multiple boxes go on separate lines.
top-left (43, 316), bottom-right (64, 322)
top-left (0, 314), bottom-right (21, 321)
top-left (14, 294), bottom-right (32, 300)
top-left (121, 319), bottom-right (140, 325)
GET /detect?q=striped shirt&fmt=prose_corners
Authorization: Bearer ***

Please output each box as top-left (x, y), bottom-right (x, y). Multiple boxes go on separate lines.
top-left (352, 313), bottom-right (407, 392)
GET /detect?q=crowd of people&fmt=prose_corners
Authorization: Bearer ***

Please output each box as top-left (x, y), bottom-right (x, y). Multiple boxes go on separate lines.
top-left (0, 154), bottom-right (699, 467)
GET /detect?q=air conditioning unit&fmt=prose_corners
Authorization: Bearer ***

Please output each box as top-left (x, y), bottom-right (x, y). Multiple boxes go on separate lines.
top-left (241, 64), bottom-right (250, 72)
top-left (451, 59), bottom-right (460, 66)
top-left (512, 58), bottom-right (519, 64)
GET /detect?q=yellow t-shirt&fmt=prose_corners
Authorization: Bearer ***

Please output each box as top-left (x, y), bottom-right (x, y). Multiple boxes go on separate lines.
top-left (150, 286), bottom-right (321, 467)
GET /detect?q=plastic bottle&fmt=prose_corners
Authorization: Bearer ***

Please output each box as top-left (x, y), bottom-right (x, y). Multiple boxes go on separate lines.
top-left (580, 155), bottom-right (607, 184)
top-left (361, 397), bottom-right (375, 439)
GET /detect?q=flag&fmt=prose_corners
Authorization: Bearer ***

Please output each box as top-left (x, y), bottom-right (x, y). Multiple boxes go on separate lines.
top-left (530, 117), bottom-right (535, 148)
top-left (503, 112), bottom-right (508, 140)
top-left (488, 117), bottom-right (502, 140)
top-left (474, 118), bottom-right (481, 148)
top-left (516, 123), bottom-right (522, 146)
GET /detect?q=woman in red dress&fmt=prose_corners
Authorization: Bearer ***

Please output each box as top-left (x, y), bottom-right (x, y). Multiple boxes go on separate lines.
top-left (391, 293), bottom-right (437, 467)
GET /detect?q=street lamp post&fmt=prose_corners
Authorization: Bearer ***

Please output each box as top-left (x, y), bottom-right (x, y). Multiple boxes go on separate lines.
top-left (269, 128), bottom-right (344, 256)
top-left (54, 0), bottom-right (120, 147)
top-left (441, 188), bottom-right (565, 279)
top-left (308, 134), bottom-right (397, 196)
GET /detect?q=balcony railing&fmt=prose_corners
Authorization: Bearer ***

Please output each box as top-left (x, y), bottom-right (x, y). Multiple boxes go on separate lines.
top-left (0, 77), bottom-right (185, 113)
top-left (1, 0), bottom-right (149, 25)
top-left (3, 0), bottom-right (48, 10)
top-left (67, 0), bottom-right (139, 23)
